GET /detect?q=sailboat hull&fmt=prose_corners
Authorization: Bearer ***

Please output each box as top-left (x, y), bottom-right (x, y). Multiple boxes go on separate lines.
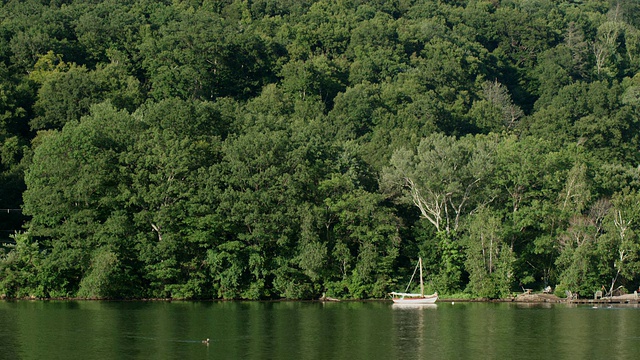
top-left (391, 293), bottom-right (438, 304)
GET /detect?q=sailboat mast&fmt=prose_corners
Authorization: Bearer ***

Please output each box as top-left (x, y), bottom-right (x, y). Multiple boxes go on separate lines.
top-left (419, 257), bottom-right (424, 297)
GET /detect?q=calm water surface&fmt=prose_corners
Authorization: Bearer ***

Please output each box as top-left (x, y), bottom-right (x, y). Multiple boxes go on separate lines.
top-left (1, 300), bottom-right (639, 359)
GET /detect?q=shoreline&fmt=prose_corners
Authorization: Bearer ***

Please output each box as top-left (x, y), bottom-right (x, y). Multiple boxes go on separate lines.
top-left (2, 293), bottom-right (638, 304)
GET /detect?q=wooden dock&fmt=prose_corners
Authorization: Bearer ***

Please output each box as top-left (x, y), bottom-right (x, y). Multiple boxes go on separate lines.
top-left (569, 294), bottom-right (639, 305)
top-left (513, 292), bottom-right (639, 304)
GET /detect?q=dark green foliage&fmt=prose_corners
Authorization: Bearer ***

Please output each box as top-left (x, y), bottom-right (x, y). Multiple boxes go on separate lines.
top-left (0, 233), bottom-right (44, 298)
top-left (2, 0), bottom-right (640, 300)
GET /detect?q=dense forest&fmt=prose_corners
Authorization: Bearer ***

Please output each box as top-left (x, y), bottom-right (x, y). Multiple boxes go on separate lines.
top-left (1, 0), bottom-right (640, 300)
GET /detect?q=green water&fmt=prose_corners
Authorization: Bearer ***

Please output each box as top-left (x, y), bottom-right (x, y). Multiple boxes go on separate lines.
top-left (1, 301), bottom-right (639, 359)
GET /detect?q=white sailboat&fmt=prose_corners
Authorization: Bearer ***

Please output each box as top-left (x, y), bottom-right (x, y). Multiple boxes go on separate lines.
top-left (390, 257), bottom-right (438, 304)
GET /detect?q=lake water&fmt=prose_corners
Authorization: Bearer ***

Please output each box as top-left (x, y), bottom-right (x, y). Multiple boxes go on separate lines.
top-left (1, 300), bottom-right (639, 359)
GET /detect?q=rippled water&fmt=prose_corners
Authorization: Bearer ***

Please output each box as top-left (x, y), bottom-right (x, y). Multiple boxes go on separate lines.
top-left (1, 300), bottom-right (638, 359)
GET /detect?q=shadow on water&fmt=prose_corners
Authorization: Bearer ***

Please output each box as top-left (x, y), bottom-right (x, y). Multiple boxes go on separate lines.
top-left (0, 302), bottom-right (20, 359)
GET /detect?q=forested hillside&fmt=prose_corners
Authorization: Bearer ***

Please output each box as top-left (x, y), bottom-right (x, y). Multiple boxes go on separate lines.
top-left (1, 0), bottom-right (640, 300)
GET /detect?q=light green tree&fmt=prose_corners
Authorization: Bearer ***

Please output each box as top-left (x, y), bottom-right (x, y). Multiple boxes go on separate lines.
top-left (464, 207), bottom-right (514, 298)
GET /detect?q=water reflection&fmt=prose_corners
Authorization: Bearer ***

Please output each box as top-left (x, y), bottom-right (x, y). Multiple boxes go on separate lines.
top-left (514, 302), bottom-right (553, 309)
top-left (391, 303), bottom-right (438, 310)
top-left (391, 302), bottom-right (441, 359)
top-left (0, 301), bottom-right (20, 359)
top-left (2, 301), bottom-right (640, 359)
